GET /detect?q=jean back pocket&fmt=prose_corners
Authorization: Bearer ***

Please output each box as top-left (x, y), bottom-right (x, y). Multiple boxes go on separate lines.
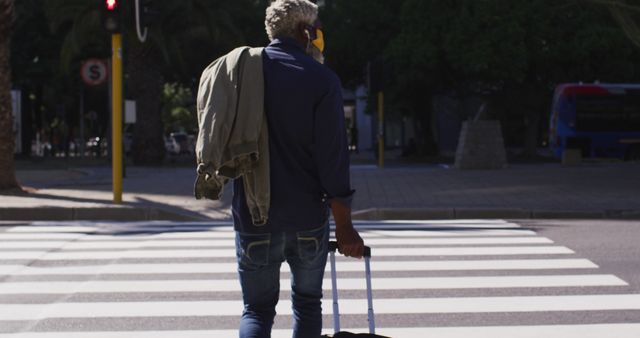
top-left (236, 232), bottom-right (271, 269)
top-left (296, 224), bottom-right (328, 264)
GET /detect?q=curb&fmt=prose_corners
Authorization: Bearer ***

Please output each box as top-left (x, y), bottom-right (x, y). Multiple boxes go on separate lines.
top-left (2, 207), bottom-right (640, 223)
top-left (352, 208), bottom-right (640, 220)
top-left (0, 207), bottom-right (203, 222)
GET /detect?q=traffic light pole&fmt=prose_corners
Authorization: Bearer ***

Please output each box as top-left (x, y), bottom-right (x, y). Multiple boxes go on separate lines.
top-left (111, 33), bottom-right (123, 203)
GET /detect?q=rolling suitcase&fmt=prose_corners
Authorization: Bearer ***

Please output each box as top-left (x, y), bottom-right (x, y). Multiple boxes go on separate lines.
top-left (321, 241), bottom-right (391, 338)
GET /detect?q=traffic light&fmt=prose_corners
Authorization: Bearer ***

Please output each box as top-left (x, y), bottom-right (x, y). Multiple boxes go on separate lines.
top-left (102, 0), bottom-right (121, 33)
top-left (105, 0), bottom-right (117, 10)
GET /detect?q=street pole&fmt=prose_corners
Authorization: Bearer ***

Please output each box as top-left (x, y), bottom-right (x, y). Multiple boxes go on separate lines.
top-left (377, 91), bottom-right (384, 168)
top-left (135, 0), bottom-right (148, 43)
top-left (111, 33), bottom-right (123, 203)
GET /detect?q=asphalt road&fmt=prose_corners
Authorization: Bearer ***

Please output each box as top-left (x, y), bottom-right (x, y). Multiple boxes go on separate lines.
top-left (523, 219), bottom-right (640, 295)
top-left (1, 219), bottom-right (639, 337)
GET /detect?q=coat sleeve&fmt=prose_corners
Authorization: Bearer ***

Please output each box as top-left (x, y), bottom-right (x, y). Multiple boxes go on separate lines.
top-left (194, 55), bottom-right (229, 200)
top-left (195, 54), bottom-right (230, 173)
top-left (312, 74), bottom-right (355, 208)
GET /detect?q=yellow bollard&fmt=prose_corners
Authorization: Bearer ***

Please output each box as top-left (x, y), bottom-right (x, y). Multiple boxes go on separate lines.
top-left (112, 33), bottom-right (123, 203)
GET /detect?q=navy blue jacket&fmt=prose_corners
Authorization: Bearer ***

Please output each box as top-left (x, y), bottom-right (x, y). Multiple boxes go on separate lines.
top-left (232, 38), bottom-right (353, 233)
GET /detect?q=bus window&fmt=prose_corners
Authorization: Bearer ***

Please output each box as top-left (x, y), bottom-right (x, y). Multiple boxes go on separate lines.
top-left (575, 94), bottom-right (622, 131)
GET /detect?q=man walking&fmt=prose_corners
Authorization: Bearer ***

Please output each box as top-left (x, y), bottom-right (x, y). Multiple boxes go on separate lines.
top-left (232, 0), bottom-right (364, 337)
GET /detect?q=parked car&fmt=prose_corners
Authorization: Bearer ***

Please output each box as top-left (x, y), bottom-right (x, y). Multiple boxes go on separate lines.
top-left (169, 132), bottom-right (194, 155)
top-left (86, 137), bottom-right (107, 157)
top-left (124, 133), bottom-right (132, 156)
top-left (165, 136), bottom-right (180, 155)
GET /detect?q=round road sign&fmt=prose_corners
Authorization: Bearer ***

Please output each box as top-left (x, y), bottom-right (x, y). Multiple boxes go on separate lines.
top-left (81, 59), bottom-right (108, 86)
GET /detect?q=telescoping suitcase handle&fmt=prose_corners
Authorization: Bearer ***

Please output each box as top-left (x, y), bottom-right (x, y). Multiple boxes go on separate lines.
top-left (328, 241), bottom-right (371, 258)
top-left (328, 241), bottom-right (375, 334)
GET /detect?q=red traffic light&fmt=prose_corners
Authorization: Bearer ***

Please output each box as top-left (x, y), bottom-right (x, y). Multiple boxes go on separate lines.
top-left (105, 0), bottom-right (118, 11)
top-left (102, 0), bottom-right (121, 32)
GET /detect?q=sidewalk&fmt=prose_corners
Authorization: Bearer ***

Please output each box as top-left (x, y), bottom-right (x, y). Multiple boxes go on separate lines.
top-left (2, 155), bottom-right (640, 221)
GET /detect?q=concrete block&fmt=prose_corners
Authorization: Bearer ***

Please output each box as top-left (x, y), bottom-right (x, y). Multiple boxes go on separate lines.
top-left (562, 149), bottom-right (582, 165)
top-left (455, 120), bottom-right (508, 170)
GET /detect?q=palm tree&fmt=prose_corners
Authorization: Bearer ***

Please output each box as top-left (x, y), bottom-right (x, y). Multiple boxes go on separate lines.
top-left (594, 0), bottom-right (640, 47)
top-left (0, 0), bottom-right (20, 191)
top-left (127, 1), bottom-right (262, 164)
top-left (44, 0), bottom-right (261, 165)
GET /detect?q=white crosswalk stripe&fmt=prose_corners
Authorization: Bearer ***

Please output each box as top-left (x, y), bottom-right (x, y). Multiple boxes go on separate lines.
top-left (0, 275), bottom-right (626, 294)
top-left (1, 324), bottom-right (640, 338)
top-left (0, 258), bottom-right (599, 275)
top-left (0, 236), bottom-right (554, 249)
top-left (0, 220), bottom-right (638, 337)
top-left (4, 294), bottom-right (640, 321)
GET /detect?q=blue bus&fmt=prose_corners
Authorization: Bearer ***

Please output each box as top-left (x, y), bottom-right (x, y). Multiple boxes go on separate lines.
top-left (549, 83), bottom-right (640, 160)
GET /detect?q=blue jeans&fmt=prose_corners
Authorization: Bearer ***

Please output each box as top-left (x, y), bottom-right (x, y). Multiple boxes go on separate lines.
top-left (235, 223), bottom-right (329, 338)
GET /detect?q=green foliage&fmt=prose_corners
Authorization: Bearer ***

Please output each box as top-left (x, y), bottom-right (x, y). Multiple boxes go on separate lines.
top-left (132, 0), bottom-right (267, 83)
top-left (37, 0), bottom-right (267, 83)
top-left (43, 0), bottom-right (110, 74)
top-left (321, 0), bottom-right (638, 103)
top-left (12, 0), bottom-right (269, 163)
top-left (386, 0), bottom-right (640, 93)
top-left (320, 0), bottom-right (640, 154)
top-left (590, 0), bottom-right (640, 48)
top-left (12, 0), bottom-right (640, 158)
top-left (320, 0), bottom-right (405, 87)
top-left (11, 0), bottom-right (63, 86)
top-left (161, 82), bottom-right (197, 135)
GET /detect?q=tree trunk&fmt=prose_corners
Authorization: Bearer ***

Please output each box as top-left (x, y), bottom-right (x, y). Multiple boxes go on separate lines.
top-left (127, 41), bottom-right (165, 165)
top-left (414, 95), bottom-right (438, 156)
top-left (524, 109), bottom-right (540, 159)
top-left (0, 0), bottom-right (19, 191)
top-left (522, 86), bottom-right (545, 159)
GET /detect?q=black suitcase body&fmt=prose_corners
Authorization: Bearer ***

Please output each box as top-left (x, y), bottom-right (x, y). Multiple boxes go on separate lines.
top-left (321, 241), bottom-right (391, 338)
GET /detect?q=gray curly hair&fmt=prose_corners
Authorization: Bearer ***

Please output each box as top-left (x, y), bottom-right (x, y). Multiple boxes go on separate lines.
top-left (265, 0), bottom-right (318, 41)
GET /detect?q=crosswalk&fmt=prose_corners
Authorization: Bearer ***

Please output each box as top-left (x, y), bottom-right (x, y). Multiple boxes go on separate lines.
top-left (0, 219), bottom-right (638, 337)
